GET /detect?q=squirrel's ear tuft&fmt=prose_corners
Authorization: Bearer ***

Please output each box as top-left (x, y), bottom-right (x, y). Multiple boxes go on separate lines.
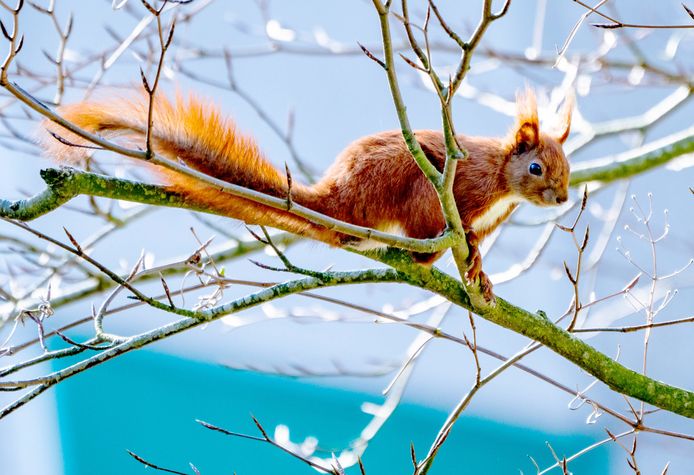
top-left (513, 89), bottom-right (539, 153)
top-left (554, 90), bottom-right (574, 144)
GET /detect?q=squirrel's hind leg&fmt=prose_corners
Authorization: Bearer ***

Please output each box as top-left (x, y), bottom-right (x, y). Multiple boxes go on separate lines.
top-left (463, 230), bottom-right (495, 301)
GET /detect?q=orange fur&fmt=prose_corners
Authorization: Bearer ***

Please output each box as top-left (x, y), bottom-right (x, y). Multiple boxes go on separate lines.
top-left (41, 92), bottom-right (572, 285)
top-left (42, 95), bottom-right (338, 244)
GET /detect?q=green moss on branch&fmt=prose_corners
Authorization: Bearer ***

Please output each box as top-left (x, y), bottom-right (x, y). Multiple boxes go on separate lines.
top-left (0, 167), bottom-right (203, 221)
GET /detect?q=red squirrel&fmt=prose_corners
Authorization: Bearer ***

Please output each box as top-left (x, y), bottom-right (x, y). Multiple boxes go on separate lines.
top-left (42, 90), bottom-right (571, 291)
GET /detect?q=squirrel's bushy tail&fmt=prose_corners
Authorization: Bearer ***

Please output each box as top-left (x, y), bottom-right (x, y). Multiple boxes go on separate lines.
top-left (42, 94), bottom-right (339, 244)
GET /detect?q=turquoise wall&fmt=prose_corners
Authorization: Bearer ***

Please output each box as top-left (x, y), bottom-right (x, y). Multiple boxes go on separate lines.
top-left (54, 350), bottom-right (611, 474)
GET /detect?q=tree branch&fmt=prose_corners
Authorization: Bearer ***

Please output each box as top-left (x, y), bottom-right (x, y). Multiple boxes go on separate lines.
top-left (570, 126), bottom-right (694, 186)
top-left (0, 266), bottom-right (404, 416)
top-left (0, 167), bottom-right (192, 221)
top-left (367, 247), bottom-right (694, 420)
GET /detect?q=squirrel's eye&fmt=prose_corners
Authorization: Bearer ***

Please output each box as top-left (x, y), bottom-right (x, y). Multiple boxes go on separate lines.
top-left (529, 162), bottom-right (542, 176)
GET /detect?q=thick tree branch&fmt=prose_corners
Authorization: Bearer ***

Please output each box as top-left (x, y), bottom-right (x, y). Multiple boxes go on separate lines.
top-left (365, 248), bottom-right (694, 420)
top-left (6, 241), bottom-right (694, 421)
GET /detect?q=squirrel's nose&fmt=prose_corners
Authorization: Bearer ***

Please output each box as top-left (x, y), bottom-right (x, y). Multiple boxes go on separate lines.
top-left (556, 194), bottom-right (567, 204)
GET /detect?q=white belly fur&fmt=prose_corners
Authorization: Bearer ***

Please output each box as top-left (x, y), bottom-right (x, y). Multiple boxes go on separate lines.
top-left (471, 195), bottom-right (521, 232)
top-left (350, 222), bottom-right (406, 251)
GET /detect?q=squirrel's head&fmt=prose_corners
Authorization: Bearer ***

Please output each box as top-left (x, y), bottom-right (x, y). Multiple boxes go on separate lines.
top-left (504, 89), bottom-right (572, 207)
